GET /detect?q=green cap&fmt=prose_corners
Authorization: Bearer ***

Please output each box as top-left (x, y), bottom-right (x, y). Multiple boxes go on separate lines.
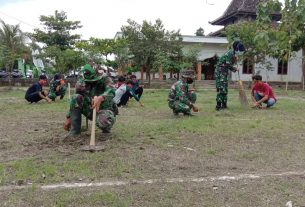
top-left (81, 64), bottom-right (102, 82)
top-left (181, 69), bottom-right (196, 78)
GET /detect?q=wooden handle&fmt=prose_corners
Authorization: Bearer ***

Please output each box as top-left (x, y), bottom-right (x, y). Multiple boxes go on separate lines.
top-left (89, 107), bottom-right (96, 146)
top-left (68, 83), bottom-right (71, 100)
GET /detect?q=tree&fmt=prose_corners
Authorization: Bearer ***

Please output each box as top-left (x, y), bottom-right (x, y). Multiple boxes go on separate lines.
top-left (75, 37), bottom-right (118, 66)
top-left (32, 10), bottom-right (81, 50)
top-left (31, 10), bottom-right (82, 73)
top-left (225, 0), bottom-right (282, 79)
top-left (112, 38), bottom-right (130, 75)
top-left (121, 19), bottom-right (183, 85)
top-left (0, 20), bottom-right (28, 72)
top-left (226, 21), bottom-right (258, 75)
top-left (195, 27), bottom-right (205, 36)
top-left (255, 0), bottom-right (305, 90)
top-left (75, 39), bottom-right (105, 65)
top-left (279, 0), bottom-right (305, 90)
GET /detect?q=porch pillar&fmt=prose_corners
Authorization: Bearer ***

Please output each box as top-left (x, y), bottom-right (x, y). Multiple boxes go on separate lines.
top-left (197, 62), bottom-right (202, 80)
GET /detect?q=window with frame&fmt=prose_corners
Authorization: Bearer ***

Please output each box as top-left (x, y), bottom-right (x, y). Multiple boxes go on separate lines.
top-left (278, 59), bottom-right (288, 75)
top-left (242, 58), bottom-right (253, 74)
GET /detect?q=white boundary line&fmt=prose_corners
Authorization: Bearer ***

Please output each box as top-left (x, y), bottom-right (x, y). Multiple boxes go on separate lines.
top-left (0, 171), bottom-right (304, 191)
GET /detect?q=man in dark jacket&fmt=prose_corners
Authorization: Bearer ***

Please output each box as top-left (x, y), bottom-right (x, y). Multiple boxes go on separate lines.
top-left (25, 75), bottom-right (52, 103)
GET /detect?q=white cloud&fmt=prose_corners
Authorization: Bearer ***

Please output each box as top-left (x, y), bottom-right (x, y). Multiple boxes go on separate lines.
top-left (0, 0), bottom-right (233, 39)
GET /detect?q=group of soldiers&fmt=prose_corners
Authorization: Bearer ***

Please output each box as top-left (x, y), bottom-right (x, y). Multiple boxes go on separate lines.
top-left (167, 40), bottom-right (276, 116)
top-left (63, 64), bottom-right (145, 137)
top-left (25, 40), bottom-right (276, 138)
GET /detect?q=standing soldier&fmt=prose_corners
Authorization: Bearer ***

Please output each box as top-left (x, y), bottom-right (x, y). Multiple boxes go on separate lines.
top-left (48, 73), bottom-right (66, 101)
top-left (215, 41), bottom-right (245, 110)
top-left (64, 64), bottom-right (117, 137)
top-left (168, 69), bottom-right (198, 116)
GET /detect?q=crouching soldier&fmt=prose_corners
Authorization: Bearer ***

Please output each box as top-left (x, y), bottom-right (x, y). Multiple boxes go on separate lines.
top-left (48, 73), bottom-right (66, 101)
top-left (64, 64), bottom-right (117, 137)
top-left (168, 69), bottom-right (198, 115)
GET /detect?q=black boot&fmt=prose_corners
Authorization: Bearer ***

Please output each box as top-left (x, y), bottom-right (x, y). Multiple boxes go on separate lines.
top-left (215, 102), bottom-right (222, 111)
top-left (222, 102), bottom-right (228, 109)
top-left (173, 109), bottom-right (179, 115)
top-left (69, 108), bottom-right (82, 136)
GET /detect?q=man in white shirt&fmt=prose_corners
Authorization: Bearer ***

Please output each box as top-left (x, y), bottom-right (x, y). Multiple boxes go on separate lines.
top-left (113, 80), bottom-right (143, 107)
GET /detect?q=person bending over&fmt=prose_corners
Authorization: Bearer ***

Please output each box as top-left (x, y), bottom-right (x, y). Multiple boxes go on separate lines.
top-left (113, 80), bottom-right (143, 107)
top-left (25, 75), bottom-right (51, 103)
top-left (168, 69), bottom-right (198, 116)
top-left (251, 75), bottom-right (277, 109)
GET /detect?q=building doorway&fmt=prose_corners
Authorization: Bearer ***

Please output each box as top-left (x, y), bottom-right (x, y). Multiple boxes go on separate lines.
top-left (201, 56), bottom-right (218, 80)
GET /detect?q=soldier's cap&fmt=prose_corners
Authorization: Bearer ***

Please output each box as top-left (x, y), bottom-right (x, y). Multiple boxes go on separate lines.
top-left (232, 41), bottom-right (245, 53)
top-left (53, 73), bottom-right (61, 81)
top-left (81, 64), bottom-right (102, 82)
top-left (181, 69), bottom-right (196, 78)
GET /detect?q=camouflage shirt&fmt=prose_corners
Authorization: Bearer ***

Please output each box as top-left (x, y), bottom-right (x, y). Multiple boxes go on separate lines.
top-left (215, 49), bottom-right (237, 77)
top-left (49, 80), bottom-right (61, 93)
top-left (168, 80), bottom-right (193, 106)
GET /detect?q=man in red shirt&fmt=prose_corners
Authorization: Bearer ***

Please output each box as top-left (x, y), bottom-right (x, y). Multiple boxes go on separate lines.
top-left (251, 75), bottom-right (277, 108)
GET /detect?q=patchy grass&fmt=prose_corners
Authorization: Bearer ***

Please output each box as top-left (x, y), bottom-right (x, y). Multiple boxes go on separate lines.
top-left (0, 87), bottom-right (305, 206)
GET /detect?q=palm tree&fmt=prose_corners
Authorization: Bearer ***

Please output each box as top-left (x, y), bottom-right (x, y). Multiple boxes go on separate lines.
top-left (0, 20), bottom-right (28, 72)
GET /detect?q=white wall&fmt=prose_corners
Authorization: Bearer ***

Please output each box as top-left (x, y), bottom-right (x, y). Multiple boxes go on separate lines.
top-left (132, 72), bottom-right (173, 80)
top-left (183, 43), bottom-right (228, 61)
top-left (232, 50), bottom-right (303, 82)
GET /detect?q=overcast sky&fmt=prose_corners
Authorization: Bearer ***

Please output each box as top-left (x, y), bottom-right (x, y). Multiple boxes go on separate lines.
top-left (0, 0), bottom-right (235, 39)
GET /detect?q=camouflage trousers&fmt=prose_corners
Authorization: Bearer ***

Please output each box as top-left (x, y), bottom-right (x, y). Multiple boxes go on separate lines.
top-left (168, 92), bottom-right (197, 114)
top-left (69, 93), bottom-right (116, 132)
top-left (216, 77), bottom-right (228, 104)
top-left (48, 86), bottom-right (66, 101)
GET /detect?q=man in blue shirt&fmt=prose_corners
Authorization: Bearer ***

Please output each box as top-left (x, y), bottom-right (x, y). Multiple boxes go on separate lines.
top-left (25, 75), bottom-right (52, 103)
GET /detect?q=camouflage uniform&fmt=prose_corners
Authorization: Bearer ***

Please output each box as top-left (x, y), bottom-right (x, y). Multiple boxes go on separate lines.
top-left (215, 49), bottom-right (237, 110)
top-left (48, 80), bottom-right (66, 101)
top-left (66, 64), bottom-right (117, 136)
top-left (168, 70), bottom-right (197, 115)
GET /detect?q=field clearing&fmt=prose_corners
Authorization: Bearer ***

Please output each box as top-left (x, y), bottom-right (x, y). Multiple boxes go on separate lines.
top-left (0, 87), bottom-right (305, 206)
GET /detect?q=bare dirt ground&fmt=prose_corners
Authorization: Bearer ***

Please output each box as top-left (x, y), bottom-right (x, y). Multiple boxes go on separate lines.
top-left (1, 87), bottom-right (305, 206)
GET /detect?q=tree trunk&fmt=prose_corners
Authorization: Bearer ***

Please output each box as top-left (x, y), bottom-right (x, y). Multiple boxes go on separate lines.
top-left (7, 63), bottom-right (14, 89)
top-left (159, 66), bottom-right (163, 81)
top-left (118, 66), bottom-right (123, 76)
top-left (252, 56), bottom-right (256, 76)
top-left (286, 46), bottom-right (292, 92)
top-left (140, 66), bottom-right (144, 81)
top-left (146, 68), bottom-right (149, 81)
top-left (147, 64), bottom-right (151, 86)
top-left (170, 71), bottom-right (173, 79)
top-left (302, 47), bottom-right (305, 91)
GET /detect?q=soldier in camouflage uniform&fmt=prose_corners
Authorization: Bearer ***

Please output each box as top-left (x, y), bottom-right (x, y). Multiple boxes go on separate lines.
top-left (64, 64), bottom-right (117, 137)
top-left (215, 41), bottom-right (245, 110)
top-left (48, 74), bottom-right (66, 101)
top-left (168, 70), bottom-right (198, 115)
